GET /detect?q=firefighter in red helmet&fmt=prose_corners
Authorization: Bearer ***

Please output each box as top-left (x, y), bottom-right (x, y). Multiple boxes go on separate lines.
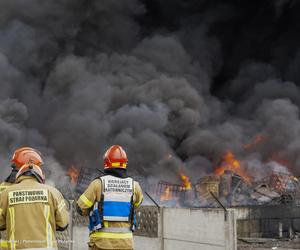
top-left (0, 163), bottom-right (69, 249)
top-left (0, 147), bottom-right (44, 249)
top-left (0, 147), bottom-right (68, 249)
top-left (0, 147), bottom-right (43, 193)
top-left (77, 145), bottom-right (143, 250)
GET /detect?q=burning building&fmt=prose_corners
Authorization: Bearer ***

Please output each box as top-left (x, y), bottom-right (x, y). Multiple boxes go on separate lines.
top-left (1, 1), bottom-right (300, 249)
top-left (153, 150), bottom-right (300, 208)
top-left (1, 2), bottom-right (300, 246)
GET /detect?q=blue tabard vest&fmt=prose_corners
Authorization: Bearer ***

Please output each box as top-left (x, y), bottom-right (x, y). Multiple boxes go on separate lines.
top-left (88, 175), bottom-right (136, 233)
top-left (100, 175), bottom-right (134, 222)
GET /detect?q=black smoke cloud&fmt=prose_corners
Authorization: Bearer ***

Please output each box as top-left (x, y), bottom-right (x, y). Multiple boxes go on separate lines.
top-left (1, 0), bottom-right (300, 185)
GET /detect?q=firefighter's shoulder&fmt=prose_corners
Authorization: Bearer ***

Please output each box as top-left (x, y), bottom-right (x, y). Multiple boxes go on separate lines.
top-left (85, 178), bottom-right (102, 196)
top-left (79, 178), bottom-right (102, 204)
top-left (0, 182), bottom-right (13, 194)
top-left (43, 183), bottom-right (65, 200)
top-left (0, 182), bottom-right (20, 195)
top-left (133, 180), bottom-right (142, 191)
top-left (0, 183), bottom-right (17, 207)
top-left (133, 180), bottom-right (143, 207)
top-left (88, 178), bottom-right (102, 191)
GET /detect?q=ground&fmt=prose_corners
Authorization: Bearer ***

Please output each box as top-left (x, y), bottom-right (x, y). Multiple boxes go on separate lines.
top-left (238, 238), bottom-right (300, 249)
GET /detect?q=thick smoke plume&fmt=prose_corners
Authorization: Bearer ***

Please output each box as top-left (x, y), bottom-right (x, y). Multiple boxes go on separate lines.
top-left (1, 0), bottom-right (300, 188)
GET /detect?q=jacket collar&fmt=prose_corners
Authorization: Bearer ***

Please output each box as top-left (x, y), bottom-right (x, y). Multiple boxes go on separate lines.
top-left (104, 168), bottom-right (128, 178)
top-left (16, 176), bottom-right (39, 183)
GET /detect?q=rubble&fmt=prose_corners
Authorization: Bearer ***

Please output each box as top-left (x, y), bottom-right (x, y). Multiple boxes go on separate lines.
top-left (153, 152), bottom-right (300, 208)
top-left (154, 170), bottom-right (300, 208)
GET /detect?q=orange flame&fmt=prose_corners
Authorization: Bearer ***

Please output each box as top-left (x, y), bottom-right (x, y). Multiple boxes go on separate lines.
top-left (244, 135), bottom-right (267, 150)
top-left (67, 166), bottom-right (79, 184)
top-left (179, 172), bottom-right (192, 190)
top-left (215, 151), bottom-right (251, 183)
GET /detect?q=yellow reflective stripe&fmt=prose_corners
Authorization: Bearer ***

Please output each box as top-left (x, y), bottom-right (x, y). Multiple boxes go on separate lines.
top-left (44, 205), bottom-right (53, 248)
top-left (8, 207), bottom-right (16, 250)
top-left (0, 186), bottom-right (8, 193)
top-left (79, 194), bottom-right (93, 208)
top-left (133, 182), bottom-right (142, 207)
top-left (111, 162), bottom-right (127, 167)
top-left (44, 205), bottom-right (49, 248)
top-left (0, 239), bottom-right (8, 248)
top-left (57, 200), bottom-right (66, 212)
top-left (134, 198), bottom-right (143, 207)
top-left (91, 232), bottom-right (132, 239)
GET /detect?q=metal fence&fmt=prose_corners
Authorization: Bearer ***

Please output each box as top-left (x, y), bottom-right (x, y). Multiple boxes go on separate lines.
top-left (236, 205), bottom-right (300, 239)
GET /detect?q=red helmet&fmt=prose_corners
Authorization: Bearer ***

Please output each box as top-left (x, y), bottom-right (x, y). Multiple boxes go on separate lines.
top-left (16, 163), bottom-right (45, 183)
top-left (11, 147), bottom-right (43, 169)
top-left (103, 145), bottom-right (128, 169)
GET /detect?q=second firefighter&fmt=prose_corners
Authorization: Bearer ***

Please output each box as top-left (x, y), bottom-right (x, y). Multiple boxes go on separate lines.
top-left (77, 145), bottom-right (143, 250)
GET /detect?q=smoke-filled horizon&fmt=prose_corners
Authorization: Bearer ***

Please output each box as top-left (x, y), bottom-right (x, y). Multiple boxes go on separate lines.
top-left (1, 0), bottom-right (300, 185)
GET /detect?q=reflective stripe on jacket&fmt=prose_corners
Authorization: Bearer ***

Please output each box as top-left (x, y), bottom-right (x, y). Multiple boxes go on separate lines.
top-left (0, 182), bottom-right (12, 194)
top-left (77, 175), bottom-right (143, 249)
top-left (0, 176), bottom-right (69, 249)
top-left (0, 181), bottom-right (14, 249)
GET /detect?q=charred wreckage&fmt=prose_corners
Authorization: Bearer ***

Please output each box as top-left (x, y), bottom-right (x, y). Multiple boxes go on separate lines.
top-left (64, 150), bottom-right (300, 208)
top-left (58, 147), bottom-right (300, 249)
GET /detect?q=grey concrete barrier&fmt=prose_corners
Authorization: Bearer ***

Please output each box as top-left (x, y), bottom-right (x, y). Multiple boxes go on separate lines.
top-left (57, 203), bottom-right (237, 250)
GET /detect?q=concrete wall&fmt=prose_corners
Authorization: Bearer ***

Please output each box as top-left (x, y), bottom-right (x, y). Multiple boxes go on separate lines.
top-left (73, 226), bottom-right (89, 250)
top-left (134, 236), bottom-right (162, 250)
top-left (72, 207), bottom-right (237, 250)
top-left (136, 207), bottom-right (237, 250)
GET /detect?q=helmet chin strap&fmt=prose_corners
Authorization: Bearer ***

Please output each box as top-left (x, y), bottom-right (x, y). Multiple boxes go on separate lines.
top-left (5, 167), bottom-right (19, 183)
top-left (22, 171), bottom-right (44, 183)
top-left (16, 164), bottom-right (45, 184)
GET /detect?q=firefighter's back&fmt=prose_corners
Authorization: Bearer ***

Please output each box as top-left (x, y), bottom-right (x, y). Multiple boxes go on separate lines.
top-left (77, 145), bottom-right (143, 250)
top-left (0, 175), bottom-right (68, 249)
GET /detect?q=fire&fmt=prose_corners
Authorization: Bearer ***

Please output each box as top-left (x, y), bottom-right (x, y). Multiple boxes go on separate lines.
top-left (179, 172), bottom-right (192, 190)
top-left (244, 135), bottom-right (267, 150)
top-left (215, 151), bottom-right (251, 183)
top-left (67, 166), bottom-right (79, 184)
top-left (160, 186), bottom-right (172, 201)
